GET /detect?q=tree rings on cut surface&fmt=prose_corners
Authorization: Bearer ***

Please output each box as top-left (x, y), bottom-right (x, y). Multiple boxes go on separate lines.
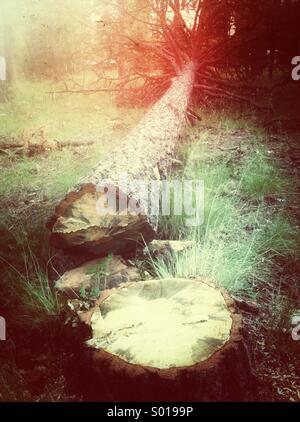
top-left (80, 278), bottom-right (256, 401)
top-left (88, 279), bottom-right (232, 368)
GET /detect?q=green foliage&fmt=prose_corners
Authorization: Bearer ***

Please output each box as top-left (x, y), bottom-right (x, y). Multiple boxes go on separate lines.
top-left (152, 236), bottom-right (262, 295)
top-left (240, 147), bottom-right (289, 199)
top-left (85, 254), bottom-right (113, 278)
top-left (155, 124), bottom-right (296, 298)
top-left (1, 244), bottom-right (60, 323)
top-left (159, 138), bottom-right (238, 241)
top-left (258, 214), bottom-right (300, 257)
top-left (80, 254), bottom-right (113, 299)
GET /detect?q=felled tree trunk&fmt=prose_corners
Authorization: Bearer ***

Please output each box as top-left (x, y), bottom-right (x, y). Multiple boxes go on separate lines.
top-left (48, 63), bottom-right (195, 257)
top-left (75, 278), bottom-right (256, 401)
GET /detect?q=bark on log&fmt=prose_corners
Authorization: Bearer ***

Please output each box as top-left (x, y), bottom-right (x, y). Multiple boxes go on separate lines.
top-left (47, 64), bottom-right (195, 257)
top-left (74, 278), bottom-right (256, 401)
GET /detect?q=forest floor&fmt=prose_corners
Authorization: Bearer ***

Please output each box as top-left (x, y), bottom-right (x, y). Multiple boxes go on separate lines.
top-left (0, 85), bottom-right (299, 401)
top-left (245, 131), bottom-right (300, 401)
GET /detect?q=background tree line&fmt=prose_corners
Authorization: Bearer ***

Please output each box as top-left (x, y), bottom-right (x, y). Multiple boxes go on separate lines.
top-left (1, 0), bottom-right (299, 107)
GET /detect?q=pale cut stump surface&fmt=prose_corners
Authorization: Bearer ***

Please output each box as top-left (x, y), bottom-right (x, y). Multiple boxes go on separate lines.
top-left (77, 278), bottom-right (256, 401)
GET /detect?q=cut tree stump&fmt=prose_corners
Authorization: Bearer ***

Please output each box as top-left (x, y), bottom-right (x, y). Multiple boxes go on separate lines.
top-left (47, 63), bottom-right (195, 257)
top-left (77, 278), bottom-right (256, 401)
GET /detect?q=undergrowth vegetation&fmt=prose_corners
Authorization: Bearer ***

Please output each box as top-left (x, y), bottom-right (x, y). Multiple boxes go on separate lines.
top-left (240, 148), bottom-right (289, 199)
top-left (155, 119), bottom-right (299, 304)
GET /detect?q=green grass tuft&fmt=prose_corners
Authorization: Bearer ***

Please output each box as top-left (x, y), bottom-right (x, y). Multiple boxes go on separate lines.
top-left (258, 213), bottom-right (300, 257)
top-left (1, 245), bottom-right (60, 322)
top-left (239, 147), bottom-right (288, 199)
top-left (155, 124), bottom-right (296, 298)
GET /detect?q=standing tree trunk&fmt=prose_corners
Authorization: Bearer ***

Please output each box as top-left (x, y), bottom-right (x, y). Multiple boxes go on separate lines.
top-left (48, 63), bottom-right (195, 257)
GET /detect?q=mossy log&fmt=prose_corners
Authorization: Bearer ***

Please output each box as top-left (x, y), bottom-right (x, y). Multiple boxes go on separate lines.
top-left (47, 64), bottom-right (195, 257)
top-left (77, 278), bottom-right (256, 401)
